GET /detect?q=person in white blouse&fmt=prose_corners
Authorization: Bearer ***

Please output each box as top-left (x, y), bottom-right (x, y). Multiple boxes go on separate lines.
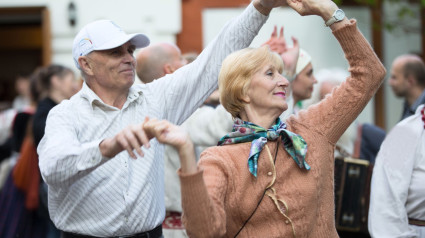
top-left (37, 1), bottom-right (286, 237)
top-left (368, 104), bottom-right (425, 237)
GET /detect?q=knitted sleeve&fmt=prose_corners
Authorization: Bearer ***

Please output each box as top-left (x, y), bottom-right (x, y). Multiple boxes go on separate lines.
top-left (179, 148), bottom-right (230, 238)
top-left (292, 20), bottom-right (386, 144)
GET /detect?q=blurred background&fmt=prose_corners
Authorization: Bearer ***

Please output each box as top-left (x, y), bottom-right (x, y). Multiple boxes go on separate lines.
top-left (0, 0), bottom-right (423, 131)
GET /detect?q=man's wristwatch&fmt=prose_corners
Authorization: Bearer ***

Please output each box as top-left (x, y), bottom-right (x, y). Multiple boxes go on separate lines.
top-left (325, 9), bottom-right (345, 27)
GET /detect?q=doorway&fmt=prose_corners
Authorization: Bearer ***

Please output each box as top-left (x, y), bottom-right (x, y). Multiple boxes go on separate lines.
top-left (0, 7), bottom-right (51, 110)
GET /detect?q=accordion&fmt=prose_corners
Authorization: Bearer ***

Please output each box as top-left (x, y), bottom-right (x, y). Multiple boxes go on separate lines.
top-left (334, 157), bottom-right (373, 233)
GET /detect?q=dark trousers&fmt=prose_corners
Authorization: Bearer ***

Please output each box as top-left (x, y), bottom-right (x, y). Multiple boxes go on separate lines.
top-left (62, 225), bottom-right (162, 238)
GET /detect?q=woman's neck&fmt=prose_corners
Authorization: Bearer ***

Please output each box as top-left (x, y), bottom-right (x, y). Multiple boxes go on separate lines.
top-left (239, 109), bottom-right (280, 129)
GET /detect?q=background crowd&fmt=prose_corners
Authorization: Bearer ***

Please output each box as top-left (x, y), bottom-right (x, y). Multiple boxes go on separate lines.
top-left (0, 0), bottom-right (424, 237)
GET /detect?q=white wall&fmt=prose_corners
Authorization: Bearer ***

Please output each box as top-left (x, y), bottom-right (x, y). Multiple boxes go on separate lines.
top-left (203, 6), bottom-right (375, 126)
top-left (1, 0), bottom-right (421, 130)
top-left (0, 0), bottom-right (181, 74)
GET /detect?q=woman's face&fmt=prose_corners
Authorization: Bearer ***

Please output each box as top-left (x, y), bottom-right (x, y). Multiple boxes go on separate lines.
top-left (57, 72), bottom-right (79, 99)
top-left (292, 63), bottom-right (317, 103)
top-left (244, 62), bottom-right (289, 117)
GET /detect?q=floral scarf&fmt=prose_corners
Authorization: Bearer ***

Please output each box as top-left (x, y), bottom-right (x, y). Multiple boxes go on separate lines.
top-left (218, 118), bottom-right (310, 177)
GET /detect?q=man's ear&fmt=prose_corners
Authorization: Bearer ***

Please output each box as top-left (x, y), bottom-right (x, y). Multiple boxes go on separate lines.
top-left (164, 63), bottom-right (174, 74)
top-left (78, 56), bottom-right (95, 76)
top-left (406, 74), bottom-right (417, 87)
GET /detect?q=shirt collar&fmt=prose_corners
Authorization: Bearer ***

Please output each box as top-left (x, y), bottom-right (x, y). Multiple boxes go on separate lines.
top-left (415, 104), bottom-right (425, 115)
top-left (127, 84), bottom-right (144, 104)
top-left (79, 82), bottom-right (144, 110)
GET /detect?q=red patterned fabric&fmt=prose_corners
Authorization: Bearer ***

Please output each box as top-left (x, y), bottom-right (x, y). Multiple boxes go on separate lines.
top-left (162, 211), bottom-right (184, 229)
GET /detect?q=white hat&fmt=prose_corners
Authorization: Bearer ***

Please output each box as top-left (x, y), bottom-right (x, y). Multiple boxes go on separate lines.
top-left (295, 48), bottom-right (312, 76)
top-left (72, 20), bottom-right (150, 69)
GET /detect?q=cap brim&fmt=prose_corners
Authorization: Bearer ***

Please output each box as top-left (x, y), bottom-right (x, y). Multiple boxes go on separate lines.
top-left (94, 33), bottom-right (150, 51)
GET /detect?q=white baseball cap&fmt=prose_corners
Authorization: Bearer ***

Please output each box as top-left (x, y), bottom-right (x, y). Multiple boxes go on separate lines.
top-left (72, 20), bottom-right (150, 69)
top-left (295, 48), bottom-right (312, 76)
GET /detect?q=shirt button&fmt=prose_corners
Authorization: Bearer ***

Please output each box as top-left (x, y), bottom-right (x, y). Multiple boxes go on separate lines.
top-left (267, 172), bottom-right (272, 176)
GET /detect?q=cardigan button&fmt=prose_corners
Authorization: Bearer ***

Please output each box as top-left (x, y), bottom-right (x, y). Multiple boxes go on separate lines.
top-left (285, 220), bottom-right (289, 224)
top-left (267, 172), bottom-right (272, 176)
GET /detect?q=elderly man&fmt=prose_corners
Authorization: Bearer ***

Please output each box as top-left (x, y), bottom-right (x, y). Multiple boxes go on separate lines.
top-left (389, 54), bottom-right (425, 120)
top-left (38, 0), bottom-right (283, 237)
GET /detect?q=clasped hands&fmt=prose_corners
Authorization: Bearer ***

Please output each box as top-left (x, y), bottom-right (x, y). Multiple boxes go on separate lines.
top-left (100, 117), bottom-right (192, 159)
top-left (256, 0), bottom-right (338, 21)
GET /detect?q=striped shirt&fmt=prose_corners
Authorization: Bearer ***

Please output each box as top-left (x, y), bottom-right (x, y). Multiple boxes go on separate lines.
top-left (38, 3), bottom-right (268, 237)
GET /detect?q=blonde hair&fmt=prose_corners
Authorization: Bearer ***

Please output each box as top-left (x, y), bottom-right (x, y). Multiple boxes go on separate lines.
top-left (218, 46), bottom-right (283, 118)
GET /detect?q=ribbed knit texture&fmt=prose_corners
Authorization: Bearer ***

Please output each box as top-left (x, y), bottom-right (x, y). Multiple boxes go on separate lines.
top-left (179, 20), bottom-right (386, 238)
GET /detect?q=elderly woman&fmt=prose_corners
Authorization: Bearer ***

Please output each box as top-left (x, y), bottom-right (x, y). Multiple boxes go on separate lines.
top-left (143, 0), bottom-right (386, 237)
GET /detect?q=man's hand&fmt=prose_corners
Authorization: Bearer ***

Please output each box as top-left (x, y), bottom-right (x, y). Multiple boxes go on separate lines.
top-left (258, 0), bottom-right (287, 9)
top-left (253, 0), bottom-right (286, 16)
top-left (286, 0), bottom-right (338, 21)
top-left (100, 118), bottom-right (151, 159)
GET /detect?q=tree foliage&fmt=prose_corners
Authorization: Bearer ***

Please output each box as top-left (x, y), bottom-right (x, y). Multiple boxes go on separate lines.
top-left (335, 0), bottom-right (424, 34)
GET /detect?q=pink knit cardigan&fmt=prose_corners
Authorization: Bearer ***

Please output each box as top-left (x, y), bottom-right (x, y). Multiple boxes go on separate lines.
top-left (179, 20), bottom-right (386, 238)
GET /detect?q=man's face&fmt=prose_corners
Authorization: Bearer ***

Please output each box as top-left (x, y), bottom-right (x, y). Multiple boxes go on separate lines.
top-left (86, 41), bottom-right (136, 91)
top-left (389, 59), bottom-right (409, 98)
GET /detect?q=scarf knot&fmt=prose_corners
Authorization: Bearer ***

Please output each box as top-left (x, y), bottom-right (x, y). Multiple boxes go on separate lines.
top-left (218, 118), bottom-right (310, 177)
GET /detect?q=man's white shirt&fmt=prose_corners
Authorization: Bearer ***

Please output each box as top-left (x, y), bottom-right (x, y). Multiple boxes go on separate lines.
top-left (38, 3), bottom-right (268, 236)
